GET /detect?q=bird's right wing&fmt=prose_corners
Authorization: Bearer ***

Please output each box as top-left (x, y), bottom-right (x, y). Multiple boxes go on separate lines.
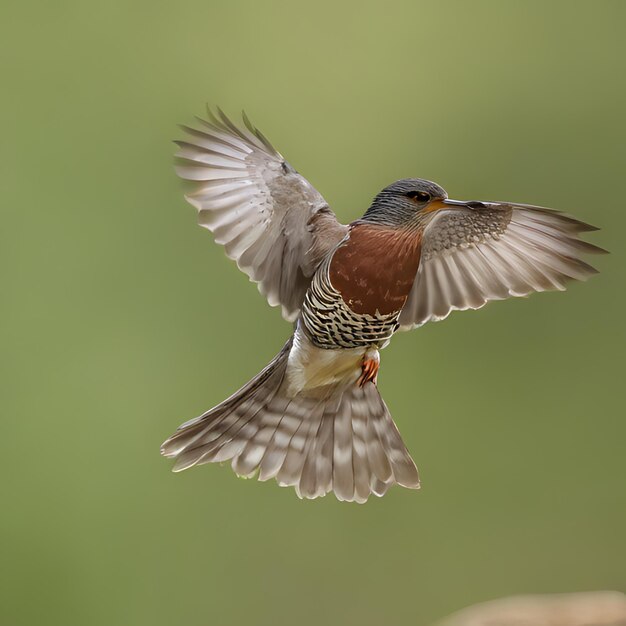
top-left (175, 109), bottom-right (348, 322)
top-left (398, 202), bottom-right (605, 330)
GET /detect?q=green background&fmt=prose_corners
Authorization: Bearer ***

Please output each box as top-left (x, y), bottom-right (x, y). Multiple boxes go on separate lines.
top-left (2, 1), bottom-right (624, 625)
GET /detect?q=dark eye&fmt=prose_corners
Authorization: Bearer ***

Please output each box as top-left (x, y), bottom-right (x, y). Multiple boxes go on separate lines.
top-left (406, 190), bottom-right (431, 203)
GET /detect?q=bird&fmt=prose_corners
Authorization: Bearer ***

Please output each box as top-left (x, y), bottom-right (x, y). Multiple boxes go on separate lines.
top-left (161, 107), bottom-right (605, 503)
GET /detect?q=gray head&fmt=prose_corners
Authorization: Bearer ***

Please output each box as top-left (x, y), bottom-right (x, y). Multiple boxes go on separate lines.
top-left (361, 178), bottom-right (449, 227)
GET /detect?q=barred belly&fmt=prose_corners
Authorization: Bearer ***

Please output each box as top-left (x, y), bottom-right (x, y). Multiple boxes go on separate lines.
top-left (301, 257), bottom-right (400, 350)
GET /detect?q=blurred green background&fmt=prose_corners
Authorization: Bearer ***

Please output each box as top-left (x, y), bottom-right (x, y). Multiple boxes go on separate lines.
top-left (2, 1), bottom-right (624, 625)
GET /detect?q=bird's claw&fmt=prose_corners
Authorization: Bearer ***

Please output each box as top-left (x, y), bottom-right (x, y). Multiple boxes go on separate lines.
top-left (357, 352), bottom-right (380, 387)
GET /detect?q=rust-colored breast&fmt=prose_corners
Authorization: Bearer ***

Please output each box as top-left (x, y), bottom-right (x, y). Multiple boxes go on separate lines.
top-left (328, 223), bottom-right (422, 315)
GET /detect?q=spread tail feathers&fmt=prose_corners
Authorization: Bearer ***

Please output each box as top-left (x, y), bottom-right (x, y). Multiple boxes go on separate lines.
top-left (160, 337), bottom-right (419, 503)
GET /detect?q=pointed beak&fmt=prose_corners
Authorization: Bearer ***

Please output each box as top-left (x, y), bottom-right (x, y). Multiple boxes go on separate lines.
top-left (424, 199), bottom-right (486, 213)
top-left (424, 198), bottom-right (470, 213)
top-left (442, 198), bottom-right (471, 207)
top-left (444, 198), bottom-right (487, 209)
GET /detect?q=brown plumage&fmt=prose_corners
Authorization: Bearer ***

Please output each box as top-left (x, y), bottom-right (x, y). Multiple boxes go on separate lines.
top-left (329, 223), bottom-right (422, 315)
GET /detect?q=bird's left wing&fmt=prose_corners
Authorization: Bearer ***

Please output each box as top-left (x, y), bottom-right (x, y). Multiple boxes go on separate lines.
top-left (175, 109), bottom-right (347, 322)
top-left (398, 202), bottom-right (605, 330)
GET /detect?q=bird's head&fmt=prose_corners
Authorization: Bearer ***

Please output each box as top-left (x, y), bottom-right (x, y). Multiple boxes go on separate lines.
top-left (362, 178), bottom-right (458, 228)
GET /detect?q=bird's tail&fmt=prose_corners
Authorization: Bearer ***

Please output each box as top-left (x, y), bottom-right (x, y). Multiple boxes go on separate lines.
top-left (160, 337), bottom-right (419, 502)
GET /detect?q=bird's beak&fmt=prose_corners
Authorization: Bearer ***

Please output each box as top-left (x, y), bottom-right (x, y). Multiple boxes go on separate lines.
top-left (424, 198), bottom-right (468, 213)
top-left (442, 198), bottom-right (473, 207)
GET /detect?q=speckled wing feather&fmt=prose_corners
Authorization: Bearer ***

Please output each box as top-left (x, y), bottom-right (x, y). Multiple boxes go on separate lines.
top-left (175, 108), bottom-right (347, 321)
top-left (398, 203), bottom-right (605, 329)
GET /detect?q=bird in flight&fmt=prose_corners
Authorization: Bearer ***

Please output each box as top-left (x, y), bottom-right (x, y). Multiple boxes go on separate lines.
top-left (161, 108), bottom-right (604, 503)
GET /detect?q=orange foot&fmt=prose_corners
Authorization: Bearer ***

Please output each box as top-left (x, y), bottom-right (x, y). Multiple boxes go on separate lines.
top-left (357, 351), bottom-right (380, 387)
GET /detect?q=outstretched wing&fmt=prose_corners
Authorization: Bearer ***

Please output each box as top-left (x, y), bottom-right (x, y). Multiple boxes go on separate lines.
top-left (398, 202), bottom-right (605, 330)
top-left (175, 109), bottom-right (347, 322)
